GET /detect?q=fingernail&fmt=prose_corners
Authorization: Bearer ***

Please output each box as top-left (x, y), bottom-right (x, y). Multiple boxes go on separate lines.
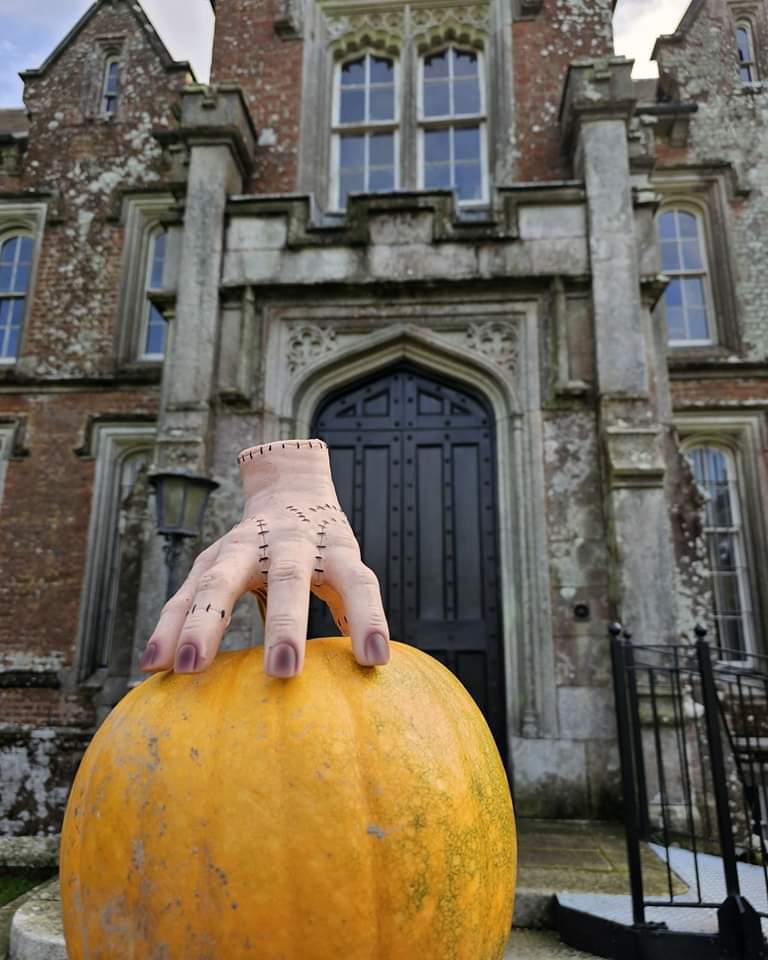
top-left (266, 643), bottom-right (297, 678)
top-left (365, 633), bottom-right (390, 666)
top-left (139, 642), bottom-right (159, 670)
top-left (175, 644), bottom-right (199, 673)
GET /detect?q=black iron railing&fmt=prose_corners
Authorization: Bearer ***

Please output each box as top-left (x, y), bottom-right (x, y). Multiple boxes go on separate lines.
top-left (611, 623), bottom-right (768, 957)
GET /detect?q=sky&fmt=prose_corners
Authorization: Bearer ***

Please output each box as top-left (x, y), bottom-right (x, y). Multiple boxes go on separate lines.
top-left (0, 0), bottom-right (691, 108)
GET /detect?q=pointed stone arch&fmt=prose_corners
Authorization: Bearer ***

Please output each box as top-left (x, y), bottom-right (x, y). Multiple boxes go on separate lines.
top-left (279, 317), bottom-right (556, 750)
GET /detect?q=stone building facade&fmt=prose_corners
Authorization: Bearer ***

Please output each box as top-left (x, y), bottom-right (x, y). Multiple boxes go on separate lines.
top-left (0, 0), bottom-right (766, 833)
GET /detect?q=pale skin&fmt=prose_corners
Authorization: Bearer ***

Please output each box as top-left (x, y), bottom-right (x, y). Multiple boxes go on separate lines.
top-left (139, 440), bottom-right (391, 679)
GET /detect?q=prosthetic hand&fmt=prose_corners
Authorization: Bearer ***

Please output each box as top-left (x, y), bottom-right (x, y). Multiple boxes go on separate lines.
top-left (139, 440), bottom-right (390, 678)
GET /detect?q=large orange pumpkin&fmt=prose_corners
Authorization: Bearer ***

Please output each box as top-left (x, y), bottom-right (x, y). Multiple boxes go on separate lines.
top-left (60, 637), bottom-right (516, 959)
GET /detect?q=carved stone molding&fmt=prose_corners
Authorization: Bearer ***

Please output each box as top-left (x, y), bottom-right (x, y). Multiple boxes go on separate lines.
top-left (287, 323), bottom-right (338, 372)
top-left (326, 9), bottom-right (406, 58)
top-left (604, 426), bottom-right (666, 488)
top-left (411, 3), bottom-right (489, 53)
top-left (464, 320), bottom-right (519, 373)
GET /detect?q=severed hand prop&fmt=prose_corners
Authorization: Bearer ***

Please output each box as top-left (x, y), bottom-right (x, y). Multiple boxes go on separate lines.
top-left (139, 440), bottom-right (390, 678)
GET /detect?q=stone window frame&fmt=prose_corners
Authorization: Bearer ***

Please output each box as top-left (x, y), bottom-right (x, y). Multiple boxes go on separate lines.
top-left (85, 38), bottom-right (126, 122)
top-left (75, 422), bottom-right (156, 684)
top-left (0, 201), bottom-right (47, 368)
top-left (651, 176), bottom-right (741, 356)
top-left (656, 203), bottom-right (716, 348)
top-left (416, 45), bottom-right (489, 206)
top-left (297, 1), bottom-right (512, 215)
top-left (676, 412), bottom-right (768, 659)
top-left (116, 194), bottom-right (180, 369)
top-left (329, 52), bottom-right (402, 211)
top-left (100, 53), bottom-right (122, 118)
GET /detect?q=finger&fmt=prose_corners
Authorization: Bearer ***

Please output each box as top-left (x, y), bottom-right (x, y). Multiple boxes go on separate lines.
top-left (139, 542), bottom-right (221, 673)
top-left (326, 560), bottom-right (390, 666)
top-left (263, 545), bottom-right (314, 679)
top-left (172, 539), bottom-right (264, 673)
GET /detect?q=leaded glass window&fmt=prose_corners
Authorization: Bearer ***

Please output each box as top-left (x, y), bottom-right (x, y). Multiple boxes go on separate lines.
top-left (737, 21), bottom-right (758, 83)
top-left (419, 48), bottom-right (486, 204)
top-left (688, 446), bottom-right (754, 658)
top-left (0, 235), bottom-right (33, 361)
top-left (658, 209), bottom-right (713, 345)
top-left (332, 54), bottom-right (397, 209)
top-left (141, 228), bottom-right (167, 359)
top-left (102, 57), bottom-right (121, 116)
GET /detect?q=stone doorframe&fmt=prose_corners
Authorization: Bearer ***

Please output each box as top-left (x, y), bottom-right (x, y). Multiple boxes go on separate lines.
top-left (258, 294), bottom-right (556, 742)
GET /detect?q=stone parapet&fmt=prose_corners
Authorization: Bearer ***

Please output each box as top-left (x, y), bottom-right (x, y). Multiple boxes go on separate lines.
top-left (175, 84), bottom-right (259, 182)
top-left (560, 57), bottom-right (637, 157)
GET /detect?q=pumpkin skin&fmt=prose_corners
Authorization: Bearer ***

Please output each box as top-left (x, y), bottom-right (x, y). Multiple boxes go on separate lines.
top-left (60, 637), bottom-right (516, 960)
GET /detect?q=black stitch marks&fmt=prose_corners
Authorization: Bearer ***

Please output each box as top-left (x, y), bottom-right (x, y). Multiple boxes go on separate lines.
top-left (237, 440), bottom-right (328, 465)
top-left (187, 602), bottom-right (228, 621)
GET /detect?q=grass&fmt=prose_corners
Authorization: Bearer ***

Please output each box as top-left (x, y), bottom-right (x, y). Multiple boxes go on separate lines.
top-left (0, 870), bottom-right (54, 908)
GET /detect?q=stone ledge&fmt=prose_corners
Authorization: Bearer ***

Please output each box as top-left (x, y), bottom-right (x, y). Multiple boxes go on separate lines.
top-left (7, 879), bottom-right (555, 959)
top-left (9, 880), bottom-right (64, 960)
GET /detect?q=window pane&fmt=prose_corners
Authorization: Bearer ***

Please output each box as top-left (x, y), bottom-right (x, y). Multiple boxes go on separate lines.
top-left (370, 57), bottom-right (393, 83)
top-left (660, 240), bottom-right (680, 272)
top-left (713, 530), bottom-right (737, 569)
top-left (340, 135), bottom-right (365, 169)
top-left (658, 212), bottom-right (677, 240)
top-left (341, 58), bottom-right (365, 85)
top-left (666, 306), bottom-right (686, 341)
top-left (340, 89), bottom-right (365, 123)
top-left (454, 126), bottom-right (480, 161)
top-left (107, 62), bottom-right (120, 94)
top-left (145, 306), bottom-right (166, 356)
top-left (424, 129), bottom-right (449, 163)
top-left (681, 239), bottom-right (703, 270)
top-left (424, 164), bottom-right (452, 189)
top-left (741, 65), bottom-right (754, 82)
top-left (453, 50), bottom-right (478, 77)
top-left (453, 78), bottom-right (481, 115)
top-left (686, 276), bottom-right (705, 305)
top-left (424, 81), bottom-right (450, 117)
top-left (150, 232), bottom-right (167, 289)
top-left (4, 324), bottom-right (19, 360)
top-left (424, 51), bottom-right (449, 79)
top-left (0, 262), bottom-right (11, 293)
top-left (687, 307), bottom-right (709, 341)
top-left (369, 168), bottom-right (394, 192)
top-left (369, 133), bottom-right (393, 166)
top-left (370, 87), bottom-right (394, 122)
top-left (678, 211), bottom-right (698, 237)
top-left (339, 170), bottom-right (364, 207)
top-left (665, 277), bottom-right (683, 306)
top-left (716, 572), bottom-right (742, 616)
top-left (737, 27), bottom-right (751, 62)
top-left (455, 162), bottom-right (482, 201)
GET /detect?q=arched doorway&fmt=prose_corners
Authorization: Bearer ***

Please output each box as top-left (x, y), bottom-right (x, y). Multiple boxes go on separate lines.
top-left (309, 363), bottom-right (506, 755)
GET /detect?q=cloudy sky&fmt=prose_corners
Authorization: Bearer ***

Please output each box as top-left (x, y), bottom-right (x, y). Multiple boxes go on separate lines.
top-left (0, 0), bottom-right (691, 108)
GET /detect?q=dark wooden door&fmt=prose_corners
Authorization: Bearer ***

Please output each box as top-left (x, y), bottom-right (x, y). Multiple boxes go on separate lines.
top-left (309, 365), bottom-right (506, 755)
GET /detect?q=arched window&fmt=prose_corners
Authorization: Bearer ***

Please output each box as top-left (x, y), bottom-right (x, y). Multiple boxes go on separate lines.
top-left (331, 53), bottom-right (398, 210)
top-left (657, 207), bottom-right (713, 345)
top-left (102, 56), bottom-right (121, 116)
top-left (0, 234), bottom-right (34, 361)
top-left (736, 20), bottom-right (758, 83)
top-left (141, 227), bottom-right (168, 359)
top-left (687, 445), bottom-right (755, 658)
top-left (419, 47), bottom-right (487, 205)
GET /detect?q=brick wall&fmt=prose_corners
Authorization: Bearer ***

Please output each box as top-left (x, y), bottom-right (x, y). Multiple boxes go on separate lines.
top-left (513, 0), bottom-right (614, 181)
top-left (656, 0), bottom-right (768, 359)
top-left (210, 0), bottom-right (303, 193)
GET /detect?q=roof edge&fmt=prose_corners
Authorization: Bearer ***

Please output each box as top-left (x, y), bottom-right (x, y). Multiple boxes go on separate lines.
top-left (18, 0), bottom-right (197, 85)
